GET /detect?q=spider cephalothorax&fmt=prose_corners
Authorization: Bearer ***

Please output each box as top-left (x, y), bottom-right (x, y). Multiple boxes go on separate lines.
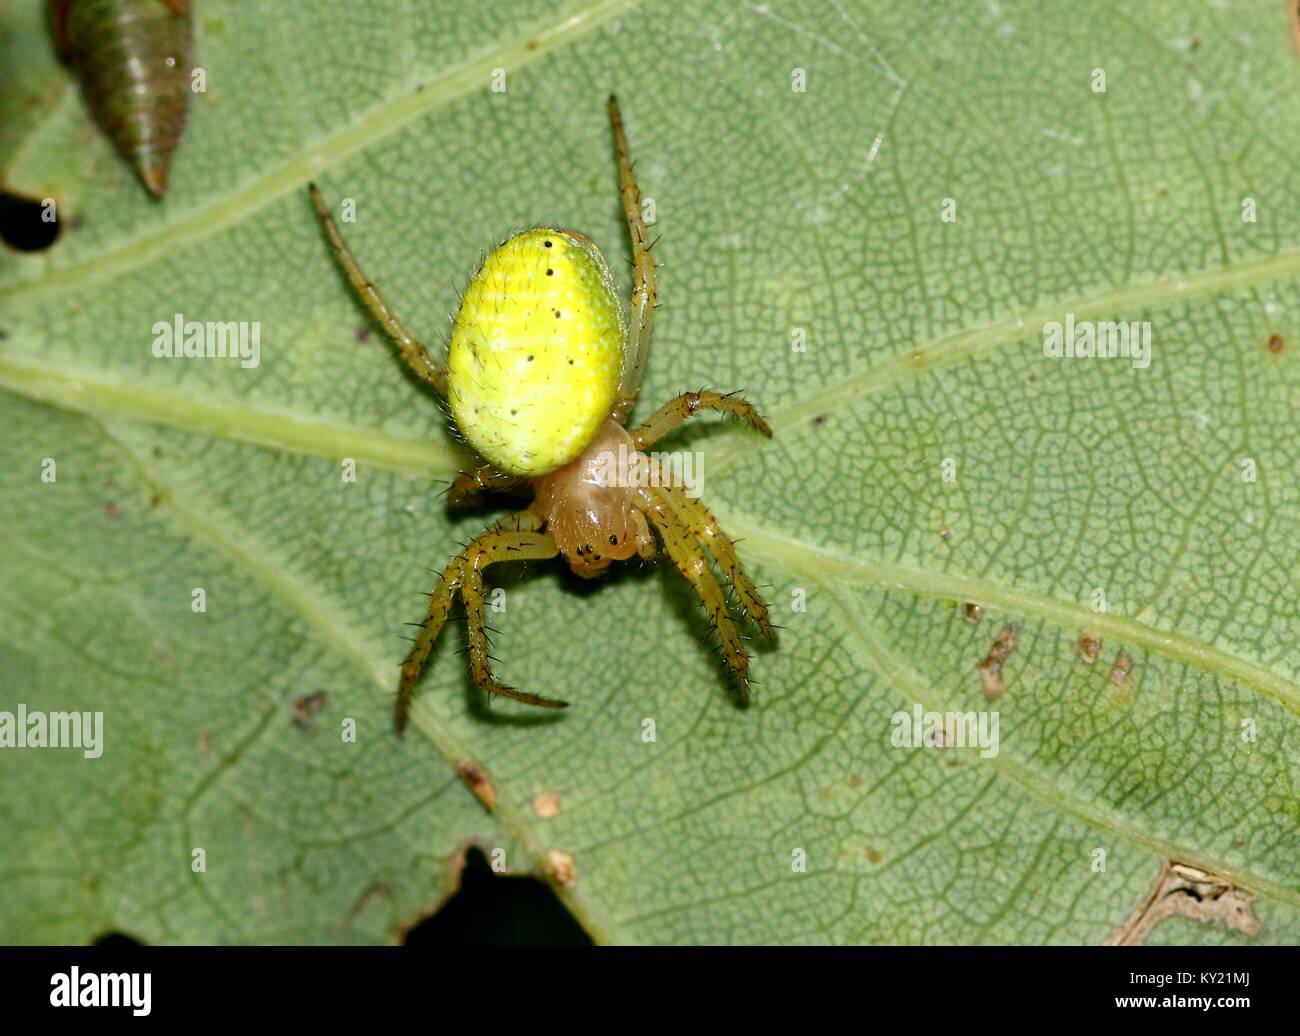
top-left (310, 96), bottom-right (774, 732)
top-left (531, 419), bottom-right (654, 577)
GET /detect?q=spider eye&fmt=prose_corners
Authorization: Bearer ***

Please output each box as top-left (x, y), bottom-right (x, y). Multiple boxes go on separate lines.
top-left (609, 534), bottom-right (618, 545)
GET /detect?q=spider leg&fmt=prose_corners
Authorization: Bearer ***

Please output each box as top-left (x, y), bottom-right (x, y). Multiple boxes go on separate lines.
top-left (396, 558), bottom-right (463, 733)
top-left (447, 464), bottom-right (527, 508)
top-left (608, 95), bottom-right (657, 424)
top-left (635, 487), bottom-right (752, 704)
top-left (308, 183), bottom-right (449, 396)
top-left (632, 507), bottom-right (656, 560)
top-left (658, 483), bottom-right (774, 639)
top-left (631, 390), bottom-right (772, 449)
top-left (460, 529), bottom-right (564, 709)
top-left (395, 511), bottom-right (563, 733)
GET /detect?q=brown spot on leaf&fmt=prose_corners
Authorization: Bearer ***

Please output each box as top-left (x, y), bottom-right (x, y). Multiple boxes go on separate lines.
top-left (1105, 859), bottom-right (1260, 945)
top-left (457, 761), bottom-right (496, 811)
top-left (546, 849), bottom-right (578, 888)
top-left (291, 690), bottom-right (327, 729)
top-left (104, 501), bottom-right (120, 517)
top-left (939, 527), bottom-right (952, 542)
top-left (864, 846), bottom-right (882, 864)
top-left (532, 791), bottom-right (562, 819)
top-left (1078, 631), bottom-right (1102, 664)
top-left (978, 625), bottom-right (1018, 700)
top-left (1267, 333), bottom-right (1284, 354)
top-left (1109, 652), bottom-right (1132, 685)
top-left (963, 602), bottom-right (983, 623)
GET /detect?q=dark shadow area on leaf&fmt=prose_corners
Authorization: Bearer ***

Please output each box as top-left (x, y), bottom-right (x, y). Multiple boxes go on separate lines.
top-left (404, 847), bottom-right (591, 946)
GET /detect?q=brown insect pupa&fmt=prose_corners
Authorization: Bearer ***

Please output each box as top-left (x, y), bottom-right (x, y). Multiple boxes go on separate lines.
top-left (50, 0), bottom-right (194, 198)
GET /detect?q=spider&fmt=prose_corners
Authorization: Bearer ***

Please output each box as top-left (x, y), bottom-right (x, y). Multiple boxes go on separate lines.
top-left (309, 96), bottom-right (774, 733)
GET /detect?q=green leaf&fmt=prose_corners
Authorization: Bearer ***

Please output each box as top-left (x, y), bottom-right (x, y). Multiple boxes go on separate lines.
top-left (1, 0), bottom-right (1297, 945)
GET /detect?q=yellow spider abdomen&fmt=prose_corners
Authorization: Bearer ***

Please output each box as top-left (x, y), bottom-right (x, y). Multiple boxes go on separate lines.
top-left (448, 228), bottom-right (625, 477)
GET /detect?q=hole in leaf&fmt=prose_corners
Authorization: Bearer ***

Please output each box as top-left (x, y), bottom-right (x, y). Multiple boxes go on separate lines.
top-left (92, 931), bottom-right (145, 947)
top-left (404, 846), bottom-right (591, 946)
top-left (0, 190), bottom-right (61, 252)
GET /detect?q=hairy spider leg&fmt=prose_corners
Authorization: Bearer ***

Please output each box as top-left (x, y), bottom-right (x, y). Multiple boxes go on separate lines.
top-left (657, 481), bottom-right (773, 638)
top-left (635, 486), bottom-right (752, 703)
top-left (396, 512), bottom-right (564, 733)
top-left (608, 94), bottom-right (657, 424)
top-left (446, 464), bottom-right (528, 508)
top-left (630, 390), bottom-right (772, 450)
top-left (308, 183), bottom-right (448, 396)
